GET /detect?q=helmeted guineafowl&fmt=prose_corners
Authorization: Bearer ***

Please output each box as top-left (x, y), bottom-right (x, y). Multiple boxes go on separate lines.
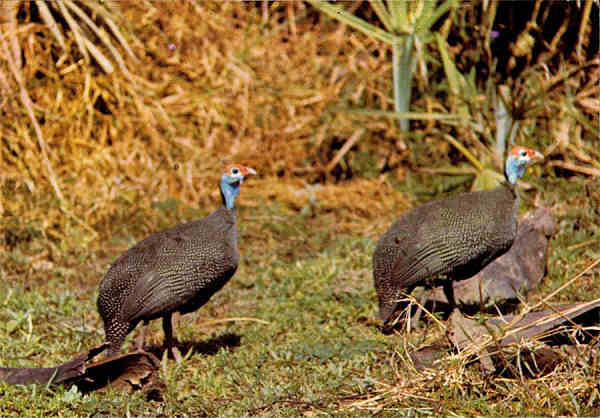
top-left (373, 146), bottom-right (543, 332)
top-left (97, 164), bottom-right (256, 360)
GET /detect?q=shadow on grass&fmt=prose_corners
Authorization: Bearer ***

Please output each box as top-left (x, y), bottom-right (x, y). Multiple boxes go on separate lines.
top-left (144, 332), bottom-right (242, 360)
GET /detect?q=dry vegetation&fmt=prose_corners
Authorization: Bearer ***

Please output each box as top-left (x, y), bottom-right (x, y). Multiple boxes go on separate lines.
top-left (1, 1), bottom-right (412, 246)
top-left (0, 0), bottom-right (599, 415)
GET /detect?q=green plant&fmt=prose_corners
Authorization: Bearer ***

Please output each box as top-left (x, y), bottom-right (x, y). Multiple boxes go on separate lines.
top-left (308, 0), bottom-right (456, 133)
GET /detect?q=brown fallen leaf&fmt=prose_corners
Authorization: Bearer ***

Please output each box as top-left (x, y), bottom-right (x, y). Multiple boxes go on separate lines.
top-left (72, 350), bottom-right (163, 396)
top-left (446, 300), bottom-right (600, 376)
top-left (408, 340), bottom-right (449, 371)
top-left (0, 343), bottom-right (109, 386)
top-left (448, 300), bottom-right (600, 350)
top-left (496, 344), bottom-right (564, 379)
top-left (0, 344), bottom-right (163, 397)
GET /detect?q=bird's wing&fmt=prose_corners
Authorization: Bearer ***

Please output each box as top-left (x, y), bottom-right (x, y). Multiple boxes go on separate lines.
top-left (121, 268), bottom-right (196, 324)
top-left (119, 232), bottom-right (199, 323)
top-left (389, 234), bottom-right (448, 290)
top-left (390, 213), bottom-right (510, 291)
top-left (121, 244), bottom-right (230, 324)
top-left (389, 209), bottom-right (493, 289)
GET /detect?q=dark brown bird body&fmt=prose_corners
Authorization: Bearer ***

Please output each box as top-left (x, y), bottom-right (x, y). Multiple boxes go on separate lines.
top-left (97, 206), bottom-right (238, 357)
top-left (97, 163), bottom-right (256, 359)
top-left (373, 182), bottom-right (519, 325)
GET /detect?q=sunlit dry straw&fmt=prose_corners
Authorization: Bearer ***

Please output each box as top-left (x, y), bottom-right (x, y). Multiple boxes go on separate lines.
top-left (549, 161), bottom-right (600, 177)
top-left (0, 28), bottom-right (63, 202)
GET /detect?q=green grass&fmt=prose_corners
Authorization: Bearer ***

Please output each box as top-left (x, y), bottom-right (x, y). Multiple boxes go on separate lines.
top-left (1, 0), bottom-right (598, 415)
top-left (1, 175), bottom-right (599, 416)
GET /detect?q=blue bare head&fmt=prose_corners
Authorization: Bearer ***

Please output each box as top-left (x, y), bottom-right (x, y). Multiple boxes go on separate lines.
top-left (505, 146), bottom-right (543, 184)
top-left (220, 164), bottom-right (257, 209)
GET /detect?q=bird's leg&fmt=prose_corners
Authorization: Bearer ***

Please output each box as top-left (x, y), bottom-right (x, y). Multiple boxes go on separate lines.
top-left (443, 281), bottom-right (456, 313)
top-left (163, 313), bottom-right (183, 363)
top-left (135, 320), bottom-right (149, 352)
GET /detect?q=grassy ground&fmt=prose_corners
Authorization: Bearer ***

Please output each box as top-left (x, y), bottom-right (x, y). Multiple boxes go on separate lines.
top-left (1, 1), bottom-right (598, 416)
top-left (1, 173), bottom-right (598, 416)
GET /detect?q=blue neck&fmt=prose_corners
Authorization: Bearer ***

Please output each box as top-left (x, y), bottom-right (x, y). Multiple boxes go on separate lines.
top-left (505, 156), bottom-right (525, 185)
top-left (220, 175), bottom-right (240, 210)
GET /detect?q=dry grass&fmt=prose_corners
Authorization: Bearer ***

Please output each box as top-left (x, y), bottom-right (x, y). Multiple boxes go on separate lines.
top-left (0, 0), bottom-right (599, 415)
top-left (1, 1), bottom-right (412, 248)
top-left (1, 1), bottom-right (597, 239)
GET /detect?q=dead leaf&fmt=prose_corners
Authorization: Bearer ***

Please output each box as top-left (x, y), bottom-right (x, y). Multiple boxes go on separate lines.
top-left (0, 344), bottom-right (163, 397)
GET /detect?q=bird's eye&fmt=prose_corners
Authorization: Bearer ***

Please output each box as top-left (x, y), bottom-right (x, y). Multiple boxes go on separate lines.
top-left (519, 150), bottom-right (527, 157)
top-left (231, 168), bottom-right (240, 175)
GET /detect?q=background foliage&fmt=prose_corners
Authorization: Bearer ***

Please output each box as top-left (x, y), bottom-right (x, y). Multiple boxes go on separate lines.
top-left (0, 1), bottom-right (598, 415)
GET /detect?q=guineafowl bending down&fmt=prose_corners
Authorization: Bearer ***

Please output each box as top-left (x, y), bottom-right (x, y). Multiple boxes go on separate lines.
top-left (97, 164), bottom-right (256, 361)
top-left (373, 147), bottom-right (543, 332)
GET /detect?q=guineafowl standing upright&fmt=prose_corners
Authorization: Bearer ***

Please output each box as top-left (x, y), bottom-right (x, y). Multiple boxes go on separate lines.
top-left (97, 164), bottom-right (256, 361)
top-left (373, 146), bottom-right (543, 332)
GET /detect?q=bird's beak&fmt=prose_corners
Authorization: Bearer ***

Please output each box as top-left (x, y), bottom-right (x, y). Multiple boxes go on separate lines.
top-left (531, 150), bottom-right (544, 162)
top-left (239, 166), bottom-right (256, 182)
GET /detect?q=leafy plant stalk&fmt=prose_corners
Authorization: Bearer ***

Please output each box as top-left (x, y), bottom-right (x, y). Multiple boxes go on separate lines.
top-left (308, 0), bottom-right (455, 132)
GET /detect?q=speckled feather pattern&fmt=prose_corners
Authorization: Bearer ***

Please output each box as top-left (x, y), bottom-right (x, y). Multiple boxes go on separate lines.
top-left (97, 206), bottom-right (238, 356)
top-left (373, 183), bottom-right (519, 323)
